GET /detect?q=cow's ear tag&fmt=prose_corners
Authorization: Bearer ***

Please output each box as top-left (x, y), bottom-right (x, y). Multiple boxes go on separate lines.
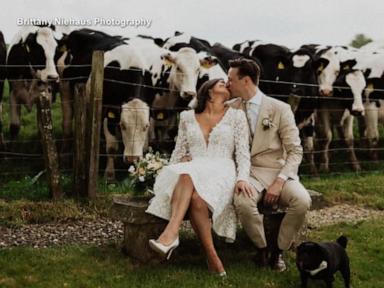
top-left (277, 61), bottom-right (285, 70)
top-left (343, 65), bottom-right (350, 71)
top-left (25, 45), bottom-right (30, 53)
top-left (156, 112), bottom-right (164, 120)
top-left (366, 83), bottom-right (374, 91)
top-left (108, 111), bottom-right (116, 119)
top-left (318, 63), bottom-right (324, 72)
top-left (200, 57), bottom-right (216, 69)
top-left (201, 61), bottom-right (212, 69)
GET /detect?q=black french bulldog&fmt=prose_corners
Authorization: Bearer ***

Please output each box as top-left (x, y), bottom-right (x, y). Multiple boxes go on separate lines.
top-left (296, 236), bottom-right (350, 288)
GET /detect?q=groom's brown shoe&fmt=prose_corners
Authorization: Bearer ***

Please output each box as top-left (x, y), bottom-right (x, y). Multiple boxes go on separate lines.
top-left (253, 248), bottom-right (269, 267)
top-left (270, 251), bottom-right (287, 272)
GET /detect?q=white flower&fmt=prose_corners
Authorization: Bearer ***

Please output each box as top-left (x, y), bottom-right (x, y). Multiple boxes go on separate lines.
top-left (128, 165), bottom-right (135, 173)
top-left (262, 117), bottom-right (275, 130)
top-left (139, 176), bottom-right (145, 182)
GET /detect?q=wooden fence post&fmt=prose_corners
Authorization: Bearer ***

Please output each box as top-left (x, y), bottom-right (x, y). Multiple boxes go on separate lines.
top-left (73, 83), bottom-right (88, 198)
top-left (87, 51), bottom-right (104, 199)
top-left (36, 90), bottom-right (62, 200)
top-left (73, 51), bottom-right (104, 199)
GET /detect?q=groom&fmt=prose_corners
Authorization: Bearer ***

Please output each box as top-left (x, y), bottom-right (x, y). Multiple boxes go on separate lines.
top-left (226, 58), bottom-right (311, 272)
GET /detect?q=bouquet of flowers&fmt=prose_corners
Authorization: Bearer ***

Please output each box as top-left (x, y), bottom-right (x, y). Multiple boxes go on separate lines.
top-left (128, 148), bottom-right (169, 195)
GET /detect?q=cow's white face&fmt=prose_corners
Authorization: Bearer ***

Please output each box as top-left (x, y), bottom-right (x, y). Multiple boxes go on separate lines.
top-left (345, 70), bottom-right (365, 115)
top-left (163, 48), bottom-right (218, 100)
top-left (120, 99), bottom-right (150, 163)
top-left (163, 47), bottom-right (201, 99)
top-left (318, 50), bottom-right (340, 96)
top-left (35, 27), bottom-right (59, 82)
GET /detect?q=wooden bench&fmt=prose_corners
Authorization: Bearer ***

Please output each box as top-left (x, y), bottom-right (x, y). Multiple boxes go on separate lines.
top-left (111, 190), bottom-right (324, 263)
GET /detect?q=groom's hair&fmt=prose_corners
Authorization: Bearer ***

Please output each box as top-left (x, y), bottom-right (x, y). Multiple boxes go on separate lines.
top-left (229, 58), bottom-right (260, 86)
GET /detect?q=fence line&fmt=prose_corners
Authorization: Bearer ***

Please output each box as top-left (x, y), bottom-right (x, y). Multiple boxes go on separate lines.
top-left (1, 61), bottom-right (384, 92)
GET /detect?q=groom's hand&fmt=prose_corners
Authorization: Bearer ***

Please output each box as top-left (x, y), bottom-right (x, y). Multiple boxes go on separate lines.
top-left (264, 178), bottom-right (285, 206)
top-left (235, 181), bottom-right (255, 198)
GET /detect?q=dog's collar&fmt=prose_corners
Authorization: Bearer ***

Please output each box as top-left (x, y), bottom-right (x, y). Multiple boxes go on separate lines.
top-left (305, 261), bottom-right (328, 276)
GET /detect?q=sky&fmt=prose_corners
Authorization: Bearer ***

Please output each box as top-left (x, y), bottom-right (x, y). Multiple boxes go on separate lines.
top-left (0, 0), bottom-right (382, 49)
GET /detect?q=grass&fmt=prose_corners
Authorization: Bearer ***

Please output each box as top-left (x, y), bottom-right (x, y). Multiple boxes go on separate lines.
top-left (1, 80), bottom-right (63, 140)
top-left (0, 171), bottom-right (383, 227)
top-left (0, 218), bottom-right (383, 287)
top-left (302, 172), bottom-right (384, 209)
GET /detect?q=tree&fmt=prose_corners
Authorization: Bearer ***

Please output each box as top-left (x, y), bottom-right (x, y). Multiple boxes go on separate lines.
top-left (349, 33), bottom-right (373, 48)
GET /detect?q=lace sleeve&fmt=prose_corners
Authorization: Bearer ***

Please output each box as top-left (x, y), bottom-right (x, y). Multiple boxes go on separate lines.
top-left (234, 109), bottom-right (251, 182)
top-left (169, 111), bottom-right (189, 164)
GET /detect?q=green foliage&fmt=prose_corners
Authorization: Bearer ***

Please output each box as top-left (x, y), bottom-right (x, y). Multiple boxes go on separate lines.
top-left (349, 33), bottom-right (373, 48)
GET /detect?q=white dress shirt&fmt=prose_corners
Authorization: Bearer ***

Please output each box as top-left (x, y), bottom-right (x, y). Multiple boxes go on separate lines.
top-left (245, 89), bottom-right (263, 136)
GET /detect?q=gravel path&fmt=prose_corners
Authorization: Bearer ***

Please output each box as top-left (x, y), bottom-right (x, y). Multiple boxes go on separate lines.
top-left (1, 204), bottom-right (383, 249)
top-left (0, 219), bottom-right (123, 248)
top-left (307, 204), bottom-right (384, 228)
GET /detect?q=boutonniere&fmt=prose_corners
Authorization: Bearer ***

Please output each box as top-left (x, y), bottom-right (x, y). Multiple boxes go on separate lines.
top-left (262, 117), bottom-right (275, 130)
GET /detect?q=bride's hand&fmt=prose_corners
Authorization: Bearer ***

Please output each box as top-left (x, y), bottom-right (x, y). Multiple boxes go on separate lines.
top-left (235, 180), bottom-right (255, 198)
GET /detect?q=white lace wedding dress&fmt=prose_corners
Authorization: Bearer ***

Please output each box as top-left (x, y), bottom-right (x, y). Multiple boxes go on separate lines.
top-left (145, 107), bottom-right (250, 241)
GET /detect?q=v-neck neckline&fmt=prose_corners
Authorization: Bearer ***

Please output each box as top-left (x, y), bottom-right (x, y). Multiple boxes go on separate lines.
top-left (193, 108), bottom-right (231, 149)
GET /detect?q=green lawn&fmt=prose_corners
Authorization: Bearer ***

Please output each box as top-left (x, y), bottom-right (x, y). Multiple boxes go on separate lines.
top-left (0, 219), bottom-right (383, 288)
top-left (0, 172), bottom-right (383, 227)
top-left (302, 172), bottom-right (384, 209)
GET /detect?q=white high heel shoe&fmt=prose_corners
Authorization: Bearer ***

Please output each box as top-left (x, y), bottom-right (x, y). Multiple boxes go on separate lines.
top-left (206, 259), bottom-right (227, 278)
top-left (148, 237), bottom-right (179, 260)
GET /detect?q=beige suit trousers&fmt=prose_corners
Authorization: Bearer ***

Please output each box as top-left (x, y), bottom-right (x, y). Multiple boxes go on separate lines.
top-left (234, 176), bottom-right (311, 250)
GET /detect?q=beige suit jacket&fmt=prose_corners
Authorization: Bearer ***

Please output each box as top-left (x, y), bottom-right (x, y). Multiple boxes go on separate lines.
top-left (227, 92), bottom-right (303, 190)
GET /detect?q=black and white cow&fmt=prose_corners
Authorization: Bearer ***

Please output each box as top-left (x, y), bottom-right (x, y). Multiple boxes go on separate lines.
top-left (287, 47), bottom-right (320, 175)
top-left (6, 26), bottom-right (60, 139)
top-left (162, 32), bottom-right (227, 92)
top-left (300, 44), bottom-right (366, 114)
top-left (315, 67), bottom-right (366, 172)
top-left (153, 32), bottom-right (226, 142)
top-left (233, 40), bottom-right (292, 97)
top-left (0, 31), bottom-right (6, 148)
top-left (301, 44), bottom-right (366, 172)
top-left (58, 28), bottom-right (127, 152)
top-left (210, 42), bottom-right (262, 71)
top-left (58, 29), bottom-right (150, 180)
top-left (60, 30), bottom-right (218, 180)
top-left (351, 50), bottom-right (384, 161)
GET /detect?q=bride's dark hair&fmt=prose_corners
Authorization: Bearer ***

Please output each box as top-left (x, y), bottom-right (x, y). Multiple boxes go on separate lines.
top-left (194, 78), bottom-right (222, 113)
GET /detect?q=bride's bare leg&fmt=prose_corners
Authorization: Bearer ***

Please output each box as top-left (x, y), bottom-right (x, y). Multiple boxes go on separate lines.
top-left (189, 191), bottom-right (225, 273)
top-left (158, 174), bottom-right (194, 245)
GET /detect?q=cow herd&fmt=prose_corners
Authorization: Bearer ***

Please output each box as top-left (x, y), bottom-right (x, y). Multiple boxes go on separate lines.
top-left (0, 25), bottom-right (383, 180)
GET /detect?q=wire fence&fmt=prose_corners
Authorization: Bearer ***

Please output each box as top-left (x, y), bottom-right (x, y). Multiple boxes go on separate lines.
top-left (0, 63), bottom-right (383, 183)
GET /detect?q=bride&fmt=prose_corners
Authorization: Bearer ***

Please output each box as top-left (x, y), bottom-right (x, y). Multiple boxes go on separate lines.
top-left (146, 78), bottom-right (254, 276)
